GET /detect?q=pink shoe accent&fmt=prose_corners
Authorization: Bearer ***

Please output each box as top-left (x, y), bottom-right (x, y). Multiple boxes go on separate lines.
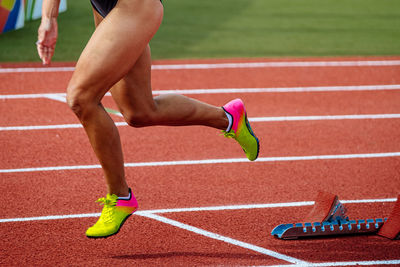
top-left (116, 189), bottom-right (138, 213)
top-left (222, 98), bottom-right (245, 133)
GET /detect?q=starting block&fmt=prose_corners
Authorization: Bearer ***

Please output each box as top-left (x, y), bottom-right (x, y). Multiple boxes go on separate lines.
top-left (378, 194), bottom-right (400, 240)
top-left (304, 191), bottom-right (348, 223)
top-left (272, 218), bottom-right (387, 240)
top-left (271, 191), bottom-right (399, 240)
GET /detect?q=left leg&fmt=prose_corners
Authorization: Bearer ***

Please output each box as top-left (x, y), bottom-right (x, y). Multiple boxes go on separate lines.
top-left (110, 43), bottom-right (259, 161)
top-left (110, 45), bottom-right (228, 129)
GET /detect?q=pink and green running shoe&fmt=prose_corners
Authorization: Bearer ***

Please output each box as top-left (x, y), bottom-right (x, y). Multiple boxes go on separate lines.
top-left (86, 188), bottom-right (138, 238)
top-left (222, 99), bottom-right (260, 161)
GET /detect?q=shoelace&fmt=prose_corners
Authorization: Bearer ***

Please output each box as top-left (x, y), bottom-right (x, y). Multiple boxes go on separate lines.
top-left (96, 197), bottom-right (117, 206)
top-left (222, 130), bottom-right (249, 154)
top-left (221, 130), bottom-right (236, 138)
top-left (96, 197), bottom-right (117, 224)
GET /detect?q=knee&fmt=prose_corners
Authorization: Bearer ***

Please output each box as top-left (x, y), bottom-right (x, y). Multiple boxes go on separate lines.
top-left (124, 110), bottom-right (157, 128)
top-left (66, 84), bottom-right (96, 120)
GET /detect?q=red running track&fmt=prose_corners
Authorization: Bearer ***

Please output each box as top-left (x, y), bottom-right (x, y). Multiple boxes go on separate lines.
top-left (0, 57), bottom-right (400, 266)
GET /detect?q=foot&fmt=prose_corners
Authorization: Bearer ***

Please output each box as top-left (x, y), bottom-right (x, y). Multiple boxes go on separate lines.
top-left (222, 99), bottom-right (260, 161)
top-left (86, 188), bottom-right (138, 238)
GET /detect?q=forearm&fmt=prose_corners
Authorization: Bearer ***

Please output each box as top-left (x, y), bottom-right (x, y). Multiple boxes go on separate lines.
top-left (42, 0), bottom-right (61, 19)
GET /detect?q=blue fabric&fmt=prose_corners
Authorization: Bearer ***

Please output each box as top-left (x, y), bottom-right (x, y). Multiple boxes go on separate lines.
top-left (3, 0), bottom-right (21, 32)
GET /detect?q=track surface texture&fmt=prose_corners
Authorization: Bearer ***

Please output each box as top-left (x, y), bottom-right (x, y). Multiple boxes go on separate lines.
top-left (1, 56), bottom-right (400, 266)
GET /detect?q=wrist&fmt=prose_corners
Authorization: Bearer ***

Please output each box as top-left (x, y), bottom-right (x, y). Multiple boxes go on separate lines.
top-left (40, 16), bottom-right (57, 31)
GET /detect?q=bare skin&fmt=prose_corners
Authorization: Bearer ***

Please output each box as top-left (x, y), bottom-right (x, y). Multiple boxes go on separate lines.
top-left (37, 0), bottom-right (59, 65)
top-left (39, 0), bottom-right (228, 197)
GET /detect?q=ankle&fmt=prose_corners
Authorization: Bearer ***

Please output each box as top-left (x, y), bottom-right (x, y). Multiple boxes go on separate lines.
top-left (222, 108), bottom-right (233, 131)
top-left (108, 186), bottom-right (130, 198)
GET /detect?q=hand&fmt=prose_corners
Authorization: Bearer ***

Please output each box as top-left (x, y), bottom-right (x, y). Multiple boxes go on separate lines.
top-left (37, 17), bottom-right (58, 65)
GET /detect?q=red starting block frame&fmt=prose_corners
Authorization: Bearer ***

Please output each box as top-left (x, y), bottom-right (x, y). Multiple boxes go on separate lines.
top-left (271, 192), bottom-right (399, 240)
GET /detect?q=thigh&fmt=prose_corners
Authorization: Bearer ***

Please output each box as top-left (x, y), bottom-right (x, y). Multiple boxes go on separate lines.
top-left (92, 6), bottom-right (103, 27)
top-left (67, 0), bottom-right (163, 102)
top-left (110, 44), bottom-right (157, 117)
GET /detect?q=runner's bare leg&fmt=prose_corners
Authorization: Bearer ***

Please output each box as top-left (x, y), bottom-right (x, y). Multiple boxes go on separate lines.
top-left (66, 0), bottom-right (164, 196)
top-left (110, 45), bottom-right (228, 129)
top-left (67, 0), bottom-right (228, 197)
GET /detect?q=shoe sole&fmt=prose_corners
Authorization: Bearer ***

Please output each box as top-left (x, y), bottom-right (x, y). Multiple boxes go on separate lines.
top-left (86, 213), bottom-right (133, 239)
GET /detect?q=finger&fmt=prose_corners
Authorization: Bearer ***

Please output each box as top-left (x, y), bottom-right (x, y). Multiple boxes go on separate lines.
top-left (45, 47), bottom-right (51, 65)
top-left (42, 47), bottom-right (49, 65)
top-left (39, 48), bottom-right (47, 65)
top-left (36, 41), bottom-right (54, 65)
top-left (43, 46), bottom-right (55, 65)
top-left (36, 43), bottom-right (45, 63)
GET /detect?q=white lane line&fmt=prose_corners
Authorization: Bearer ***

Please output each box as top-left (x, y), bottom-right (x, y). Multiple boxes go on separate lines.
top-left (1, 60), bottom-right (400, 73)
top-left (0, 198), bottom-right (395, 223)
top-left (0, 93), bottom-right (61, 99)
top-left (136, 212), bottom-right (307, 264)
top-left (43, 93), bottom-right (67, 102)
top-left (2, 84), bottom-right (400, 100)
top-left (0, 213), bottom-right (101, 223)
top-left (0, 122), bottom-right (127, 131)
top-left (1, 152), bottom-right (400, 174)
top-left (251, 114), bottom-right (400, 122)
top-left (0, 67), bottom-right (75, 73)
top-left (150, 84), bottom-right (400, 94)
top-left (2, 114), bottom-right (400, 131)
top-left (151, 60), bottom-right (400, 70)
top-left (261, 259), bottom-right (400, 266)
top-left (135, 198), bottom-right (397, 214)
top-left (0, 124), bottom-right (83, 130)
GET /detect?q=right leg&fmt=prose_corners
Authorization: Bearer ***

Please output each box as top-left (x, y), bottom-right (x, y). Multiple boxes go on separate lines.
top-left (66, 0), bottom-right (164, 197)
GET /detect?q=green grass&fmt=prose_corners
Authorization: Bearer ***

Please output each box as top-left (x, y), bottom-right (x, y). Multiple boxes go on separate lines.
top-left (0, 1), bottom-right (94, 62)
top-left (1, 0), bottom-right (400, 62)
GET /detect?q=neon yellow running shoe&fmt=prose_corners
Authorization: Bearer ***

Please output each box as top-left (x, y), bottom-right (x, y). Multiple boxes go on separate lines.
top-left (222, 98), bottom-right (260, 161)
top-left (86, 188), bottom-right (138, 238)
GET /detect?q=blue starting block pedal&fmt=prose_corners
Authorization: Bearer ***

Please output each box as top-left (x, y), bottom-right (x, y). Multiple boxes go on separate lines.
top-left (272, 218), bottom-right (387, 239)
top-left (271, 192), bottom-right (396, 239)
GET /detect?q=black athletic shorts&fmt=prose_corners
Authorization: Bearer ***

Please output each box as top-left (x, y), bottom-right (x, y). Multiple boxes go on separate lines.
top-left (90, 0), bottom-right (162, 18)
